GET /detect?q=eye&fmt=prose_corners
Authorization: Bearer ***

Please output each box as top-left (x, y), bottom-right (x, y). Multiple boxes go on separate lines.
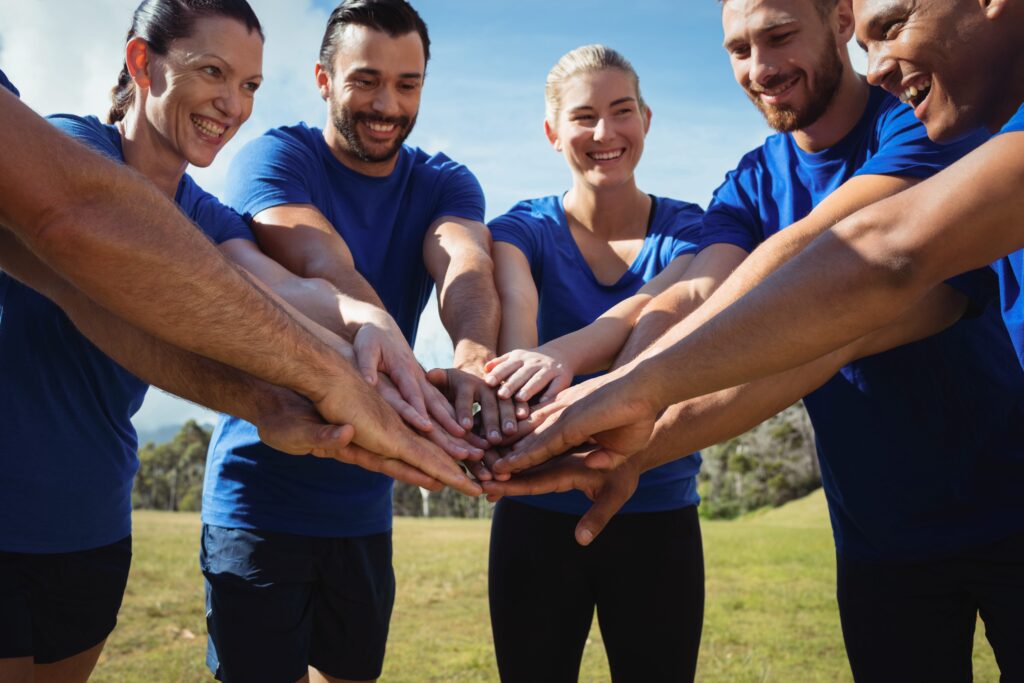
top-left (730, 44), bottom-right (751, 59)
top-left (881, 20), bottom-right (905, 40)
top-left (398, 81), bottom-right (420, 93)
top-left (616, 106), bottom-right (635, 116)
top-left (353, 77), bottom-right (375, 89)
top-left (202, 65), bottom-right (222, 77)
top-left (243, 80), bottom-right (260, 93)
top-left (770, 31), bottom-right (796, 45)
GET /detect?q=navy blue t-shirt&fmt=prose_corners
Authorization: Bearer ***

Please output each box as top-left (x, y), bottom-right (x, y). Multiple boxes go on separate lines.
top-left (204, 123), bottom-right (486, 537)
top-left (0, 114), bottom-right (253, 553)
top-left (491, 195), bottom-right (704, 515)
top-left (992, 101), bottom-right (1024, 370)
top-left (702, 88), bottom-right (1024, 561)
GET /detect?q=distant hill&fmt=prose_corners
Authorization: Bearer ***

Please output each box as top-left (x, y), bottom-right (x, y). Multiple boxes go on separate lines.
top-left (136, 422), bottom-right (213, 447)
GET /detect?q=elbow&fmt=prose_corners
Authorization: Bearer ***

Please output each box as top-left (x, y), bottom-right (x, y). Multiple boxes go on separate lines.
top-left (832, 203), bottom-right (930, 299)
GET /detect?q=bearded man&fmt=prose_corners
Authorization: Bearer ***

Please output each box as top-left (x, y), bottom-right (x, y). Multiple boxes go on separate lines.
top-left (197, 1), bottom-right (509, 681)
top-left (487, 1), bottom-right (1024, 679)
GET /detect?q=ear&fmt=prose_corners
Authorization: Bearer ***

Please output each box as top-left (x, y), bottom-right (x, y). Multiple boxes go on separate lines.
top-left (544, 118), bottom-right (561, 151)
top-left (834, 0), bottom-right (856, 43)
top-left (642, 104), bottom-right (653, 134)
top-left (314, 62), bottom-right (331, 102)
top-left (980, 0), bottom-right (1007, 19)
top-left (125, 37), bottom-right (151, 88)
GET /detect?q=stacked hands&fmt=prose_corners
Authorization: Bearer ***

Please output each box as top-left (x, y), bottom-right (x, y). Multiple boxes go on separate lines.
top-left (262, 327), bottom-right (660, 546)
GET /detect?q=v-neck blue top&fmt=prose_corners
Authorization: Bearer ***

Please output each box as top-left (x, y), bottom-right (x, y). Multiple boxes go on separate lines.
top-left (490, 194), bottom-right (704, 514)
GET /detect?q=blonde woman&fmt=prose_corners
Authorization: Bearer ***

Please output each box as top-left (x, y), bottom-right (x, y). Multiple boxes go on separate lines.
top-left (486, 45), bottom-right (705, 681)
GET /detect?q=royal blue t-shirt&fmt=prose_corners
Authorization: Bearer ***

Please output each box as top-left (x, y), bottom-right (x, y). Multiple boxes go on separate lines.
top-left (701, 87), bottom-right (1024, 562)
top-left (992, 101), bottom-right (1024, 370)
top-left (0, 114), bottom-right (253, 553)
top-left (491, 195), bottom-right (704, 515)
top-left (0, 68), bottom-right (19, 97)
top-left (204, 123), bottom-right (486, 537)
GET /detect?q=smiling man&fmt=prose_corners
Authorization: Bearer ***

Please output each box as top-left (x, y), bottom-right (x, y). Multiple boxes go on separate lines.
top-left (490, 1), bottom-right (1024, 679)
top-left (198, 2), bottom-right (503, 681)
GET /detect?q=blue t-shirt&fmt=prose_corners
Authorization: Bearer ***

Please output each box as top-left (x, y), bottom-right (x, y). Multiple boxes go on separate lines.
top-left (0, 68), bottom-right (19, 97)
top-left (701, 87), bottom-right (1024, 562)
top-left (992, 101), bottom-right (1024, 370)
top-left (491, 195), bottom-right (704, 515)
top-left (204, 123), bottom-right (486, 538)
top-left (0, 114), bottom-right (253, 553)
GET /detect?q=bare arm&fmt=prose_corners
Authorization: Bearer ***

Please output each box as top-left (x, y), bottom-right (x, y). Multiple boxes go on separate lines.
top-left (250, 203), bottom-right (463, 436)
top-left (424, 216), bottom-right (515, 441)
top-left (0, 89), bottom-right (349, 402)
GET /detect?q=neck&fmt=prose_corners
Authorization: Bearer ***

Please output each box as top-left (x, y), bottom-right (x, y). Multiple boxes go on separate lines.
top-left (322, 118), bottom-right (398, 178)
top-left (791, 69), bottom-right (869, 153)
top-left (989, 46), bottom-right (1024, 131)
top-left (563, 180), bottom-right (649, 239)
top-left (118, 109), bottom-right (188, 199)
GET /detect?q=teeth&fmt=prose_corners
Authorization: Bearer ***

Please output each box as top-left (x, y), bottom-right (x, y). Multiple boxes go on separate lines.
top-left (590, 150), bottom-right (623, 161)
top-left (901, 80), bottom-right (931, 105)
top-left (190, 115), bottom-right (225, 137)
top-left (366, 122), bottom-right (396, 132)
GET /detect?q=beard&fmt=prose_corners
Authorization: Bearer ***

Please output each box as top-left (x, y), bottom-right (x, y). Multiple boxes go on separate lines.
top-left (746, 30), bottom-right (844, 132)
top-left (330, 98), bottom-right (416, 163)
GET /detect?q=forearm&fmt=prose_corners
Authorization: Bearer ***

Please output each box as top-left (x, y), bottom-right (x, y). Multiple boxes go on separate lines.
top-left (439, 252), bottom-right (500, 370)
top-left (545, 295), bottom-right (651, 375)
top-left (0, 96), bottom-right (351, 400)
top-left (613, 281), bottom-right (712, 368)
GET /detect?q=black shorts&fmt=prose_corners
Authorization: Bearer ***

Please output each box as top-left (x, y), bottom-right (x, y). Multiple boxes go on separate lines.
top-left (201, 524), bottom-right (395, 683)
top-left (489, 499), bottom-right (704, 683)
top-left (837, 530), bottom-right (1024, 682)
top-left (0, 535), bottom-right (132, 663)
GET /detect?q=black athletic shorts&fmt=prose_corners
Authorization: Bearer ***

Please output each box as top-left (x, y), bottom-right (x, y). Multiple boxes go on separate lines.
top-left (201, 524), bottom-right (395, 683)
top-left (489, 499), bottom-right (704, 683)
top-left (0, 535), bottom-right (131, 663)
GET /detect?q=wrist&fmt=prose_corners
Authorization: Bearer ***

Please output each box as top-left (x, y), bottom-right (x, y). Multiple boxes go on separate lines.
top-left (537, 340), bottom-right (577, 375)
top-left (453, 341), bottom-right (492, 375)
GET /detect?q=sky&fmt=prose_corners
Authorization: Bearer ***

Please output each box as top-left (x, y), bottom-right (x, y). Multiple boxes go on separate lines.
top-left (0, 0), bottom-right (867, 433)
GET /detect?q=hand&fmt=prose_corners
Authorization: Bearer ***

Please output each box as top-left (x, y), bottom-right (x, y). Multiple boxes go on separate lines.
top-left (353, 313), bottom-right (464, 436)
top-left (425, 366), bottom-right (519, 444)
top-left (311, 369), bottom-right (482, 497)
top-left (492, 372), bottom-right (658, 476)
top-left (376, 373), bottom-right (487, 461)
top-left (482, 450), bottom-right (641, 545)
top-left (484, 345), bottom-right (574, 404)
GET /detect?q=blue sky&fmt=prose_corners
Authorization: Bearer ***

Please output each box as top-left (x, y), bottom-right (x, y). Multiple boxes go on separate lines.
top-left (1, 1), bottom-right (866, 432)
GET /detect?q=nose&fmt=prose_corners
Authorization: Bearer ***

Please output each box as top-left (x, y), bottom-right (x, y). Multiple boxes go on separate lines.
top-left (865, 43), bottom-right (896, 88)
top-left (372, 86), bottom-right (401, 117)
top-left (749, 46), bottom-right (781, 86)
top-left (214, 86), bottom-right (243, 122)
top-left (593, 116), bottom-right (613, 142)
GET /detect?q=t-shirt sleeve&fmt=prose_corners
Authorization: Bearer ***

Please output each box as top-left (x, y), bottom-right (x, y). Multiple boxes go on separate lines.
top-left (225, 131), bottom-right (319, 219)
top-left (998, 104), bottom-right (1024, 135)
top-left (698, 165), bottom-right (762, 253)
top-left (855, 100), bottom-right (988, 180)
top-left (188, 186), bottom-right (256, 245)
top-left (48, 114), bottom-right (121, 161)
top-left (663, 201), bottom-right (705, 262)
top-left (0, 69), bottom-right (19, 97)
top-left (432, 163), bottom-right (486, 224)
top-left (489, 203), bottom-right (542, 266)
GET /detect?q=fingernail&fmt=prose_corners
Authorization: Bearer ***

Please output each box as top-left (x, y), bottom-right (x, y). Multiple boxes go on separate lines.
top-left (516, 392), bottom-right (526, 401)
top-left (578, 529), bottom-right (594, 545)
top-left (504, 421), bottom-right (515, 432)
top-left (489, 430), bottom-right (501, 441)
top-left (462, 418), bottom-right (473, 429)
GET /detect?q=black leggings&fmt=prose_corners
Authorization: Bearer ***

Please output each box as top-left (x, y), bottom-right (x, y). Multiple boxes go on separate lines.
top-left (488, 499), bottom-right (704, 683)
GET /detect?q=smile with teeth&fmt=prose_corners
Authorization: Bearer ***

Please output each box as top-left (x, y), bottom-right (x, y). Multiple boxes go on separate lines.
top-left (365, 121), bottom-right (397, 133)
top-left (589, 149), bottom-right (624, 161)
top-left (190, 114), bottom-right (226, 138)
top-left (899, 79), bottom-right (932, 108)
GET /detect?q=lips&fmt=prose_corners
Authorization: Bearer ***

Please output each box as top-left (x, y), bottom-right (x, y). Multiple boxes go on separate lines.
top-left (190, 114), bottom-right (228, 143)
top-left (751, 73), bottom-right (801, 105)
top-left (588, 148), bottom-right (625, 162)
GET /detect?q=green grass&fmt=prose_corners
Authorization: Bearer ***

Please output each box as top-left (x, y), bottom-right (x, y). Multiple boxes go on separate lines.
top-left (91, 491), bottom-right (1000, 681)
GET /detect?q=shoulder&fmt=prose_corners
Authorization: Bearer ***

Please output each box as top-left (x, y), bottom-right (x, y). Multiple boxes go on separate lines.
top-left (489, 196), bottom-right (561, 231)
top-left (237, 122), bottom-right (321, 161)
top-left (178, 175), bottom-right (252, 242)
top-left (408, 146), bottom-right (480, 184)
top-left (47, 113), bottom-right (121, 159)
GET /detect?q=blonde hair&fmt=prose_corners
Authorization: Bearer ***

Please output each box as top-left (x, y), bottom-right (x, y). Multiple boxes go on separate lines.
top-left (545, 44), bottom-right (646, 123)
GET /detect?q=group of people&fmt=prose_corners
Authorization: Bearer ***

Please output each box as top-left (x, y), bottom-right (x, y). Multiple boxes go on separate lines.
top-left (1, 0), bottom-right (1022, 682)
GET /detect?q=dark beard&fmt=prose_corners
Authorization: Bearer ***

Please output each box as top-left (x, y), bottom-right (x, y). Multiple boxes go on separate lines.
top-left (746, 30), bottom-right (844, 132)
top-left (330, 100), bottom-right (416, 163)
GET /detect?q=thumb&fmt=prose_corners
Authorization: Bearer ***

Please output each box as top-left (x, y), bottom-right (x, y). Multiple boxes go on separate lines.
top-left (425, 367), bottom-right (449, 392)
top-left (575, 488), bottom-right (626, 546)
top-left (308, 423), bottom-right (356, 456)
top-left (356, 342), bottom-right (381, 385)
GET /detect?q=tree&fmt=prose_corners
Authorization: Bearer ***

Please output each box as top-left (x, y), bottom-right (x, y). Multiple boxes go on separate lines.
top-left (133, 420), bottom-right (211, 512)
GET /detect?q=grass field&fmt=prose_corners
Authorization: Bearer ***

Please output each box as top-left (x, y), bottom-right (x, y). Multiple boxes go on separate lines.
top-left (91, 491), bottom-right (1000, 682)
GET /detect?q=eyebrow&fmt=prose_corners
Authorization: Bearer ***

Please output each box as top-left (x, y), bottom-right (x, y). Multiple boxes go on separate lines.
top-left (350, 67), bottom-right (423, 80)
top-left (863, 0), bottom-right (908, 39)
top-left (185, 52), bottom-right (263, 80)
top-left (723, 18), bottom-right (798, 50)
top-left (568, 96), bottom-right (637, 113)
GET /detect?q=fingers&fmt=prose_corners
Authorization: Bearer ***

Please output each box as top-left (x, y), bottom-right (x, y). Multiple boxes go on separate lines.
top-left (496, 364), bottom-right (538, 400)
top-left (378, 384), bottom-right (433, 432)
top-left (389, 430), bottom-right (482, 496)
top-left (477, 383), bottom-right (502, 443)
top-left (515, 399), bottom-right (530, 420)
top-left (536, 374), bottom-right (573, 405)
top-left (583, 448), bottom-right (629, 470)
top-left (492, 409), bottom-right (582, 475)
top-left (388, 365), bottom-right (431, 427)
top-left (346, 445), bottom-right (446, 492)
top-left (271, 421), bottom-right (356, 457)
top-left (421, 377), bottom-right (465, 436)
top-left (498, 396), bottom-right (518, 437)
top-left (484, 357), bottom-right (523, 387)
top-left (454, 376), bottom-right (476, 432)
top-left (575, 491), bottom-right (624, 546)
top-left (354, 334), bottom-right (382, 386)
